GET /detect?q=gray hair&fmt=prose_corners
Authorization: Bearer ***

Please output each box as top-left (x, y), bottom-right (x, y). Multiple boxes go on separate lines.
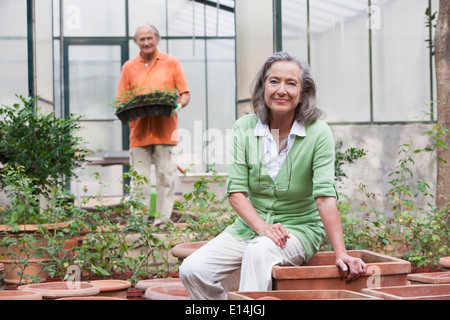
top-left (133, 23), bottom-right (161, 42)
top-left (250, 51), bottom-right (323, 125)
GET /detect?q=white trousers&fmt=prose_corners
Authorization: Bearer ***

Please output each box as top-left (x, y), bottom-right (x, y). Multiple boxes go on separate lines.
top-left (129, 145), bottom-right (176, 223)
top-left (179, 231), bottom-right (306, 300)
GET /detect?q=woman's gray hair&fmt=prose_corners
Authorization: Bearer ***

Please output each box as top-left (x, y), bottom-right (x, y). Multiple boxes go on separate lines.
top-left (133, 23), bottom-right (161, 42)
top-left (250, 51), bottom-right (323, 125)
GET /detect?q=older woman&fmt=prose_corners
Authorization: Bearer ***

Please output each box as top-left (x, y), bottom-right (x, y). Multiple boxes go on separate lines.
top-left (179, 52), bottom-right (366, 300)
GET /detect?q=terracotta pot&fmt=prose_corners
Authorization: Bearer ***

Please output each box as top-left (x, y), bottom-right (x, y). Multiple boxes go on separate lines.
top-left (0, 290), bottom-right (43, 300)
top-left (136, 277), bottom-right (182, 292)
top-left (89, 280), bottom-right (131, 299)
top-left (272, 250), bottom-right (411, 292)
top-left (171, 241), bottom-right (209, 262)
top-left (0, 222), bottom-right (67, 284)
top-left (144, 281), bottom-right (190, 300)
top-left (127, 288), bottom-right (145, 300)
top-left (0, 258), bottom-right (48, 285)
top-left (171, 241), bottom-right (240, 292)
top-left (228, 289), bottom-right (381, 300)
top-left (406, 271), bottom-right (450, 284)
top-left (362, 284), bottom-right (450, 300)
top-left (18, 281), bottom-right (100, 300)
top-left (440, 256), bottom-right (450, 269)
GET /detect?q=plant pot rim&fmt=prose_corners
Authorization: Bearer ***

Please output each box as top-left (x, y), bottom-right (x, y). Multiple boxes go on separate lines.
top-left (0, 290), bottom-right (43, 300)
top-left (0, 222), bottom-right (69, 233)
top-left (89, 279), bottom-right (131, 292)
top-left (407, 271), bottom-right (450, 284)
top-left (440, 256), bottom-right (450, 268)
top-left (18, 281), bottom-right (100, 299)
top-left (135, 278), bottom-right (181, 291)
top-left (144, 282), bottom-right (190, 300)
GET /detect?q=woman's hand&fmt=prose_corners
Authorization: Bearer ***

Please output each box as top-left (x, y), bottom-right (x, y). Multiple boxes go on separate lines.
top-left (335, 253), bottom-right (367, 281)
top-left (228, 193), bottom-right (290, 248)
top-left (258, 223), bottom-right (290, 248)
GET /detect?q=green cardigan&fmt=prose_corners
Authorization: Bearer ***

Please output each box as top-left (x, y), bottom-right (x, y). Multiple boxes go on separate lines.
top-left (225, 114), bottom-right (337, 261)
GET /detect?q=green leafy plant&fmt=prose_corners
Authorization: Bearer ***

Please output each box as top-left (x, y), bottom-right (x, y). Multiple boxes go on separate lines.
top-left (0, 164), bottom-right (84, 284)
top-left (326, 124), bottom-right (449, 268)
top-left (387, 123), bottom-right (449, 267)
top-left (113, 86), bottom-right (178, 111)
top-left (334, 141), bottom-right (367, 183)
top-left (0, 95), bottom-right (86, 199)
top-left (174, 166), bottom-right (237, 242)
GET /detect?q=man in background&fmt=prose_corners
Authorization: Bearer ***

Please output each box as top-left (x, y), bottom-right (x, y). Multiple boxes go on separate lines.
top-left (116, 23), bottom-right (190, 225)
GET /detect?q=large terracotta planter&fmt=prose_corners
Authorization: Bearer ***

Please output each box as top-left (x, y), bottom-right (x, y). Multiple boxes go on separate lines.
top-left (228, 289), bottom-right (381, 300)
top-left (0, 290), bottom-right (43, 300)
top-left (406, 272), bottom-right (450, 284)
top-left (440, 257), bottom-right (450, 270)
top-left (89, 280), bottom-right (131, 299)
top-left (144, 281), bottom-right (190, 300)
top-left (171, 241), bottom-right (240, 292)
top-left (361, 284), bottom-right (450, 300)
top-left (0, 224), bottom-right (49, 284)
top-left (272, 250), bottom-right (410, 292)
top-left (18, 281), bottom-right (100, 299)
top-left (0, 222), bottom-right (70, 284)
top-left (0, 257), bottom-right (48, 285)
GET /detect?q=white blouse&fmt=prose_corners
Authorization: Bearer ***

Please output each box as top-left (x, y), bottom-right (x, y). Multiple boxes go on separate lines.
top-left (254, 119), bottom-right (306, 180)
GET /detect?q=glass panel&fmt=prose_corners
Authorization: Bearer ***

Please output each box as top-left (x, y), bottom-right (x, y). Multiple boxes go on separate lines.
top-left (0, 0), bottom-right (27, 37)
top-left (63, 0), bottom-right (126, 37)
top-left (0, 0), bottom-right (28, 105)
top-left (168, 39), bottom-right (207, 172)
top-left (168, 0), bottom-right (205, 37)
top-left (53, 40), bottom-right (62, 117)
top-left (68, 45), bottom-right (121, 120)
top-left (0, 40), bottom-right (28, 106)
top-left (372, 0), bottom-right (432, 122)
top-left (206, 39), bottom-right (236, 172)
top-left (76, 121), bottom-right (123, 153)
top-left (309, 0), bottom-right (370, 123)
top-left (70, 121), bottom-right (124, 197)
top-left (35, 0), bottom-right (54, 112)
top-left (128, 0), bottom-right (167, 38)
top-left (282, 0), bottom-right (308, 61)
top-left (205, 2), bottom-right (235, 37)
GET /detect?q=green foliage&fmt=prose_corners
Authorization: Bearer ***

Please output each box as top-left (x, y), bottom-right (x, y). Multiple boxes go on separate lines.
top-left (424, 7), bottom-right (437, 55)
top-left (0, 165), bottom-right (41, 224)
top-left (174, 166), bottom-right (237, 242)
top-left (326, 124), bottom-right (450, 268)
top-left (334, 141), bottom-right (367, 183)
top-left (113, 86), bottom-right (178, 110)
top-left (0, 162), bottom-right (238, 285)
top-left (0, 95), bottom-right (86, 198)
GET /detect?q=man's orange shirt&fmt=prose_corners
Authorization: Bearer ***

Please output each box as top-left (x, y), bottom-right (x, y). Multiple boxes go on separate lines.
top-left (116, 50), bottom-right (190, 148)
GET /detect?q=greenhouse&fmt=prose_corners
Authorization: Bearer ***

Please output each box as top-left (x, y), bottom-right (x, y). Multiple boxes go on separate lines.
top-left (0, 0), bottom-right (449, 304)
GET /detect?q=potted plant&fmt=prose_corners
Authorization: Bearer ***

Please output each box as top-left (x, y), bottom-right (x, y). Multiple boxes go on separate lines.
top-left (114, 87), bottom-right (178, 123)
top-left (0, 164), bottom-right (72, 284)
top-left (0, 94), bottom-right (87, 284)
top-left (0, 95), bottom-right (86, 200)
